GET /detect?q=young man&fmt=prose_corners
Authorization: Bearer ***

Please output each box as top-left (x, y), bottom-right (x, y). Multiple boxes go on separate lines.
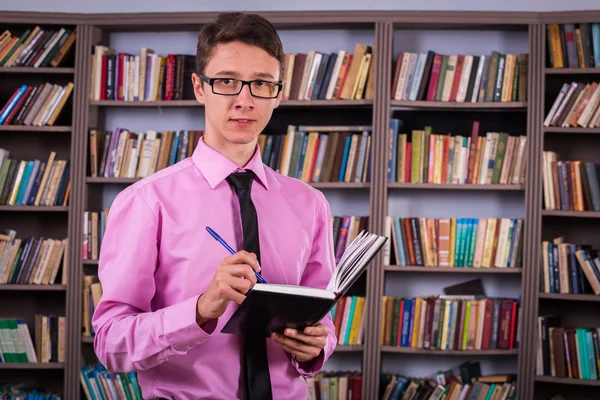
top-left (92, 12), bottom-right (338, 400)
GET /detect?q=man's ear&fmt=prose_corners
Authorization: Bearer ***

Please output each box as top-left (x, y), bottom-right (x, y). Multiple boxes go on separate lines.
top-left (191, 73), bottom-right (205, 105)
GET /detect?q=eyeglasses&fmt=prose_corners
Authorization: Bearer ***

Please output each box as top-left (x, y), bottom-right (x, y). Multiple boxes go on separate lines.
top-left (198, 74), bottom-right (282, 99)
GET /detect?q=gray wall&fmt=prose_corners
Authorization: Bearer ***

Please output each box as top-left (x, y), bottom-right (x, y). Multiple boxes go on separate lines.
top-left (1, 0), bottom-right (599, 13)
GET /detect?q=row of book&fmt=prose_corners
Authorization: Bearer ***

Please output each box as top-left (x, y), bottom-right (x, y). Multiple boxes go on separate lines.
top-left (537, 315), bottom-right (600, 380)
top-left (544, 81), bottom-right (600, 128)
top-left (258, 125), bottom-right (372, 184)
top-left (541, 239), bottom-right (600, 295)
top-left (384, 217), bottom-right (524, 269)
top-left (0, 385), bottom-right (63, 400)
top-left (83, 209), bottom-right (109, 261)
top-left (306, 371), bottom-right (362, 400)
top-left (88, 128), bottom-right (204, 179)
top-left (392, 50), bottom-right (528, 103)
top-left (389, 120), bottom-right (527, 186)
top-left (0, 315), bottom-right (65, 364)
top-left (381, 296), bottom-right (520, 351)
top-left (81, 363), bottom-right (143, 400)
top-left (330, 296), bottom-right (365, 346)
top-left (90, 46), bottom-right (195, 102)
top-left (282, 43), bottom-right (374, 102)
top-left (546, 23), bottom-right (600, 69)
top-left (82, 275), bottom-right (102, 337)
top-left (332, 216), bottom-right (369, 264)
top-left (542, 151), bottom-right (600, 212)
top-left (0, 231), bottom-right (67, 286)
top-left (0, 82), bottom-right (73, 126)
top-left (0, 26), bottom-right (75, 68)
top-left (0, 150), bottom-right (70, 207)
top-left (381, 365), bottom-right (517, 400)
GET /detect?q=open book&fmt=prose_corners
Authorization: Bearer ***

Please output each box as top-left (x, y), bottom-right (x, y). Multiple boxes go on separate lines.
top-left (221, 230), bottom-right (387, 337)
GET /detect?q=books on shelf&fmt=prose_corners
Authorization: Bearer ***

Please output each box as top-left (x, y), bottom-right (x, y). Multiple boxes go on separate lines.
top-left (81, 363), bottom-right (144, 400)
top-left (546, 23), bottom-right (600, 69)
top-left (330, 295), bottom-right (366, 346)
top-left (0, 315), bottom-right (64, 364)
top-left (90, 46), bottom-right (195, 101)
top-left (381, 363), bottom-right (517, 400)
top-left (88, 128), bottom-right (204, 179)
top-left (0, 27), bottom-right (76, 68)
top-left (536, 315), bottom-right (600, 380)
top-left (391, 50), bottom-right (527, 103)
top-left (544, 81), bottom-right (600, 128)
top-left (259, 125), bottom-right (372, 184)
top-left (282, 42), bottom-right (375, 101)
top-left (333, 215), bottom-right (369, 264)
top-left (306, 371), bottom-right (362, 400)
top-left (0, 385), bottom-right (63, 399)
top-left (0, 150), bottom-right (70, 206)
top-left (388, 120), bottom-right (527, 185)
top-left (381, 295), bottom-right (520, 351)
top-left (82, 275), bottom-right (102, 337)
top-left (83, 209), bottom-right (110, 261)
top-left (384, 217), bottom-right (524, 269)
top-left (542, 151), bottom-right (600, 211)
top-left (0, 230), bottom-right (68, 285)
top-left (541, 238), bottom-right (600, 295)
top-left (0, 82), bottom-right (74, 126)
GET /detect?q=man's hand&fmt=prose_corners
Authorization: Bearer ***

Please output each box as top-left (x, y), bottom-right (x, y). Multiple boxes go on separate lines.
top-left (271, 323), bottom-right (329, 363)
top-left (196, 251), bottom-right (260, 326)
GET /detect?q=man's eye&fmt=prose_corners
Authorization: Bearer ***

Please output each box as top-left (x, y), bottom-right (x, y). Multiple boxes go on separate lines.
top-left (254, 81), bottom-right (266, 87)
top-left (220, 79), bottom-right (233, 85)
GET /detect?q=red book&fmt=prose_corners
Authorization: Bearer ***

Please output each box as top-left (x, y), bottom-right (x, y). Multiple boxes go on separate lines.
top-left (425, 53), bottom-right (443, 101)
top-left (449, 55), bottom-right (465, 102)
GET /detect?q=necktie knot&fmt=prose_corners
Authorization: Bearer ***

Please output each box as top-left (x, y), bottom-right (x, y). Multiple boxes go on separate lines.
top-left (226, 171), bottom-right (254, 190)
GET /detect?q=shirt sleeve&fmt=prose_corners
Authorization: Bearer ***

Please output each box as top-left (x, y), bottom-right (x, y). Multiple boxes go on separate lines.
top-left (91, 188), bottom-right (217, 373)
top-left (292, 190), bottom-right (338, 376)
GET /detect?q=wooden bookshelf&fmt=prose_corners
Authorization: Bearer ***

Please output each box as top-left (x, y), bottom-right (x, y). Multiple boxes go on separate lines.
top-left (384, 265), bottom-right (523, 273)
top-left (544, 68), bottom-right (600, 75)
top-left (0, 363), bottom-right (66, 370)
top-left (541, 210), bottom-right (600, 218)
top-left (390, 100), bottom-right (527, 110)
top-left (534, 375), bottom-right (600, 387)
top-left (544, 127), bottom-right (600, 134)
top-left (387, 183), bottom-right (525, 190)
top-left (536, 13), bottom-right (600, 400)
top-left (0, 205), bottom-right (69, 212)
top-left (381, 346), bottom-right (519, 356)
top-left (81, 336), bottom-right (94, 344)
top-left (538, 293), bottom-right (600, 302)
top-left (0, 284), bottom-right (67, 291)
top-left (0, 125), bottom-right (72, 132)
top-left (0, 67), bottom-right (75, 74)
top-left (1, 7), bottom-right (599, 400)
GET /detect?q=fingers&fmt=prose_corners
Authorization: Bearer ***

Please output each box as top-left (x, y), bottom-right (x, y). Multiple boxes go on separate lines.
top-left (222, 264), bottom-right (258, 285)
top-left (223, 250), bottom-right (261, 272)
top-left (271, 331), bottom-right (323, 360)
top-left (281, 328), bottom-right (327, 347)
top-left (302, 324), bottom-right (329, 337)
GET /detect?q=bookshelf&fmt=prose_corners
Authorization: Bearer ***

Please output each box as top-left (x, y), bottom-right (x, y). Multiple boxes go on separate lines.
top-left (535, 10), bottom-right (600, 400)
top-left (0, 11), bottom-right (80, 400)
top-left (0, 8), bottom-right (599, 400)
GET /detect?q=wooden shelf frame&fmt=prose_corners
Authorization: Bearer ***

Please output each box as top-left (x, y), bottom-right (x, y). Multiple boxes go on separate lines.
top-left (1, 8), bottom-right (599, 400)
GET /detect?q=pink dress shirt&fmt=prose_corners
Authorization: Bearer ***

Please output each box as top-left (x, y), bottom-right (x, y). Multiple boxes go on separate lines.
top-left (92, 137), bottom-right (338, 399)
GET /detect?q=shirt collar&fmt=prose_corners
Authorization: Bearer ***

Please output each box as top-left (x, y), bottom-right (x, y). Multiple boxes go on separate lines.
top-left (192, 137), bottom-right (269, 191)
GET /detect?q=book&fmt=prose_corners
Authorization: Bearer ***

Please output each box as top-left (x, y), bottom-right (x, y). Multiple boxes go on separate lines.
top-left (221, 229), bottom-right (387, 337)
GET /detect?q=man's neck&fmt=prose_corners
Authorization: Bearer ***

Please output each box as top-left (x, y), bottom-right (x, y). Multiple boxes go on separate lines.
top-left (203, 134), bottom-right (257, 167)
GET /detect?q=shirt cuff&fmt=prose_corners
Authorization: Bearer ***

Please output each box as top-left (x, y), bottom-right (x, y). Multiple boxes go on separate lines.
top-left (161, 295), bottom-right (217, 353)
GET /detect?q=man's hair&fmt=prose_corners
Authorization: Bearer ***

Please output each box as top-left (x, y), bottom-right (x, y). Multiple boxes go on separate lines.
top-left (196, 12), bottom-right (285, 81)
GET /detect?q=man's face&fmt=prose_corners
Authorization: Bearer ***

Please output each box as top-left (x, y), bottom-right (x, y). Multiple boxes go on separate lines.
top-left (192, 40), bottom-right (282, 147)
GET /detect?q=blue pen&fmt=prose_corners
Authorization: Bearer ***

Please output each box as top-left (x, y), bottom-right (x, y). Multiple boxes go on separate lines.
top-left (205, 226), bottom-right (267, 284)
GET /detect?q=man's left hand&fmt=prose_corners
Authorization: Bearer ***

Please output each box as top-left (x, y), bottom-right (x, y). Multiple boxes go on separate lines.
top-left (271, 323), bottom-right (329, 363)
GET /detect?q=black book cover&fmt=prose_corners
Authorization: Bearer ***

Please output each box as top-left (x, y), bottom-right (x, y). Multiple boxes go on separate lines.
top-left (221, 230), bottom-right (387, 337)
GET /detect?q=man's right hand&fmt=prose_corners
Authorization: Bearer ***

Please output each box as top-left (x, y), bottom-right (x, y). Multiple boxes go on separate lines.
top-left (196, 250), bottom-right (260, 326)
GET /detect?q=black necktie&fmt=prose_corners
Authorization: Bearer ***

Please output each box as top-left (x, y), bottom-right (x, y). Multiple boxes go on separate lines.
top-left (226, 171), bottom-right (273, 400)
